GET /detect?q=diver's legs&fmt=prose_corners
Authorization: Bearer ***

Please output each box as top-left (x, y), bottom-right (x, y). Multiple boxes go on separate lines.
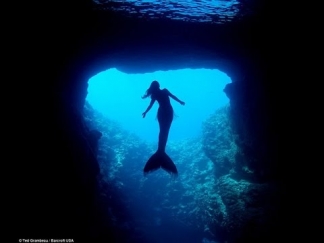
top-left (158, 125), bottom-right (170, 152)
top-left (144, 108), bottom-right (177, 176)
top-left (158, 116), bottom-right (172, 152)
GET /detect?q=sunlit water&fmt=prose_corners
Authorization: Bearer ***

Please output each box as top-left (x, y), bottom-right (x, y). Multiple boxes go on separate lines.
top-left (86, 68), bottom-right (231, 143)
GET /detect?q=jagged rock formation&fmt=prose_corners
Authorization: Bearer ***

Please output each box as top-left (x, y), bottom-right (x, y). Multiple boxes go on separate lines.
top-left (202, 106), bottom-right (238, 178)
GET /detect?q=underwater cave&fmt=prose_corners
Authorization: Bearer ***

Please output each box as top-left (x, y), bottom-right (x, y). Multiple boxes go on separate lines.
top-left (83, 67), bottom-right (233, 242)
top-left (11, 0), bottom-right (281, 243)
top-left (78, 60), bottom-right (277, 243)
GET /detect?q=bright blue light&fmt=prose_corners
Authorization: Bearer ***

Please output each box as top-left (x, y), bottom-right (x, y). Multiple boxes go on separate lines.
top-left (86, 68), bottom-right (231, 142)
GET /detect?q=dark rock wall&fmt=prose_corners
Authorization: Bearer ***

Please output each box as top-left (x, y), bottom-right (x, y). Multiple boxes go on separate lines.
top-left (10, 0), bottom-right (280, 242)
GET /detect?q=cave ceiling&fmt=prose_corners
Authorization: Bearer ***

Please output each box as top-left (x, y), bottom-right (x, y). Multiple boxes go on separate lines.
top-left (93, 0), bottom-right (261, 24)
top-left (70, 0), bottom-right (269, 79)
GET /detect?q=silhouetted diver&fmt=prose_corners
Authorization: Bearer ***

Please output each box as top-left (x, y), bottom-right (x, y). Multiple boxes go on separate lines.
top-left (142, 80), bottom-right (185, 176)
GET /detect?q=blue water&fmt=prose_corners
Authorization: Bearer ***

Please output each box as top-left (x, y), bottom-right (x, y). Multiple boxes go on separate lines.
top-left (86, 68), bottom-right (231, 143)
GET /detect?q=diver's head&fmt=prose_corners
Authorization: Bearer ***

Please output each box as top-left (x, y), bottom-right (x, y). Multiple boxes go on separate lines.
top-left (142, 80), bottom-right (160, 99)
top-left (151, 80), bottom-right (160, 90)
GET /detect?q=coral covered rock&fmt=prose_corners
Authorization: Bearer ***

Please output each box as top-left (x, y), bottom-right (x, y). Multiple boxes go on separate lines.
top-left (201, 106), bottom-right (238, 177)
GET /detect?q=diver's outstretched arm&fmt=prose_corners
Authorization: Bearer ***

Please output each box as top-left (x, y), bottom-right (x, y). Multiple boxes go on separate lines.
top-left (142, 98), bottom-right (155, 117)
top-left (167, 90), bottom-right (185, 105)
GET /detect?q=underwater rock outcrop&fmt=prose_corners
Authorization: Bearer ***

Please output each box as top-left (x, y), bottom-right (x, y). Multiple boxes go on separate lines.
top-left (216, 174), bottom-right (278, 242)
top-left (201, 105), bottom-right (238, 178)
top-left (224, 81), bottom-right (277, 183)
top-left (200, 104), bottom-right (279, 242)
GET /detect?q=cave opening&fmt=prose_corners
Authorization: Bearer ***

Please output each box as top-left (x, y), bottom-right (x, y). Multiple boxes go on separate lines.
top-left (82, 66), bottom-right (235, 243)
top-left (85, 67), bottom-right (231, 142)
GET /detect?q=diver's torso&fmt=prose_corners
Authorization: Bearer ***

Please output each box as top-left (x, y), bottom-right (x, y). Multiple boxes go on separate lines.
top-left (153, 89), bottom-right (173, 121)
top-left (153, 89), bottom-right (172, 108)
